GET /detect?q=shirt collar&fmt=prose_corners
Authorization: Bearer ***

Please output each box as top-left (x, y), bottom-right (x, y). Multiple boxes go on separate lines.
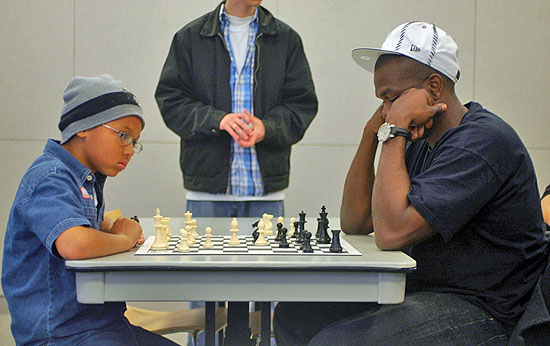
top-left (219, 4), bottom-right (258, 26)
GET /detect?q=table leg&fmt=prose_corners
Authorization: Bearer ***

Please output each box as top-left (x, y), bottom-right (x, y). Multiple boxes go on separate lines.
top-left (205, 301), bottom-right (216, 346)
top-left (224, 302), bottom-right (254, 346)
top-left (259, 302), bottom-right (271, 346)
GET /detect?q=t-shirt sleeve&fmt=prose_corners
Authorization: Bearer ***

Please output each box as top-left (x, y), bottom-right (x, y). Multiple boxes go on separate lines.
top-left (407, 146), bottom-right (501, 243)
top-left (20, 173), bottom-right (94, 257)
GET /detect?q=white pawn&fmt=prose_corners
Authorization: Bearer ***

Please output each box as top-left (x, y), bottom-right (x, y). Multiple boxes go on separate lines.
top-left (177, 228), bottom-right (190, 252)
top-left (277, 216), bottom-right (284, 227)
top-left (228, 218), bottom-right (240, 245)
top-left (255, 220), bottom-right (268, 246)
top-left (203, 227), bottom-right (214, 248)
top-left (288, 217), bottom-right (296, 236)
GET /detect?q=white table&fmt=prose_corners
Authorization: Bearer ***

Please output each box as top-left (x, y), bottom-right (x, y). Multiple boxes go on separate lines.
top-left (66, 217), bottom-right (416, 345)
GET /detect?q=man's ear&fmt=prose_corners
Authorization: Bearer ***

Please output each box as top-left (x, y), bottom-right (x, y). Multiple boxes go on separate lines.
top-left (427, 73), bottom-right (444, 100)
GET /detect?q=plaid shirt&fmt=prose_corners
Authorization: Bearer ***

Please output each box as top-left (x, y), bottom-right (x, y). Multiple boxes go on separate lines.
top-left (220, 7), bottom-right (264, 196)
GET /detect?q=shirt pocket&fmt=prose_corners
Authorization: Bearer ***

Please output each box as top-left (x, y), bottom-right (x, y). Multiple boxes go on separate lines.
top-left (82, 206), bottom-right (99, 229)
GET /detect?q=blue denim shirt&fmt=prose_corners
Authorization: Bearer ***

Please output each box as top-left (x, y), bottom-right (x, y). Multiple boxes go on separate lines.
top-left (1, 139), bottom-right (125, 345)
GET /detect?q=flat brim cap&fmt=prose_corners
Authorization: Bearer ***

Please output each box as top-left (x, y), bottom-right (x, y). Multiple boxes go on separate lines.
top-left (351, 21), bottom-right (460, 83)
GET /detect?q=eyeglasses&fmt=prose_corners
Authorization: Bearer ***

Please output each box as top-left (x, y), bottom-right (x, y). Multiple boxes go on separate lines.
top-left (102, 124), bottom-right (143, 154)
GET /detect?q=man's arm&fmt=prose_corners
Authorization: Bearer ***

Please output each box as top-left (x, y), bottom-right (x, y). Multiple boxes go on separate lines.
top-left (372, 89), bottom-right (444, 250)
top-left (340, 105), bottom-right (384, 235)
top-left (55, 217), bottom-right (142, 260)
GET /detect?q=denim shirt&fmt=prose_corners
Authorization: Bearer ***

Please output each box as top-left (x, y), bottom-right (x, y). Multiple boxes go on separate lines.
top-left (1, 139), bottom-right (125, 345)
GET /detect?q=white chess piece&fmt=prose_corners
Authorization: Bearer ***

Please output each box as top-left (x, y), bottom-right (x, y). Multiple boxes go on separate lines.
top-left (263, 213), bottom-right (274, 236)
top-left (288, 217), bottom-right (296, 236)
top-left (184, 210), bottom-right (193, 223)
top-left (191, 219), bottom-right (199, 238)
top-left (228, 218), bottom-right (240, 245)
top-left (185, 224), bottom-right (194, 245)
top-left (255, 220), bottom-right (268, 245)
top-left (151, 209), bottom-right (168, 249)
top-left (277, 216), bottom-right (284, 226)
top-left (177, 228), bottom-right (190, 252)
top-left (162, 217), bottom-right (171, 241)
top-left (203, 227), bottom-right (214, 248)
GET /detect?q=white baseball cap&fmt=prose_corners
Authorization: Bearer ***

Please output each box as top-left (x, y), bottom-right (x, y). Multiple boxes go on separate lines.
top-left (352, 22), bottom-right (461, 83)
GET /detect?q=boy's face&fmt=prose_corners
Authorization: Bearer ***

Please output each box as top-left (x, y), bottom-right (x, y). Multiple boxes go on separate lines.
top-left (79, 115), bottom-right (143, 177)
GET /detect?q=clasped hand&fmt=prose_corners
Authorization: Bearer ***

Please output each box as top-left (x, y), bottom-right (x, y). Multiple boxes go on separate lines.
top-left (219, 109), bottom-right (265, 147)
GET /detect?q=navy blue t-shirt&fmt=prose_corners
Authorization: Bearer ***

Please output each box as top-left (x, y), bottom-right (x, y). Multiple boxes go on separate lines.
top-left (405, 102), bottom-right (549, 333)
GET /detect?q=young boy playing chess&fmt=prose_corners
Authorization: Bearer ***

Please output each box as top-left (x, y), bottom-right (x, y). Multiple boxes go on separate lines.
top-left (1, 75), bottom-right (178, 345)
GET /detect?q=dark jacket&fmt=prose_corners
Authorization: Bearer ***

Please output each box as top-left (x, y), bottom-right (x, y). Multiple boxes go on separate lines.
top-left (155, 2), bottom-right (318, 193)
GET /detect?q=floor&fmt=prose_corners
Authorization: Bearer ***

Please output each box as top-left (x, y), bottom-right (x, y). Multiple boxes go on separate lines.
top-left (0, 298), bottom-right (190, 346)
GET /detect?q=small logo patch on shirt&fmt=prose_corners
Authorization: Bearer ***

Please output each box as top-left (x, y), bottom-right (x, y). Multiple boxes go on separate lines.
top-left (80, 187), bottom-right (93, 200)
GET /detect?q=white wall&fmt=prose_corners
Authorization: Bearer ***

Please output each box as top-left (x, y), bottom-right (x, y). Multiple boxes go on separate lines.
top-left (2, 0), bottom-right (550, 282)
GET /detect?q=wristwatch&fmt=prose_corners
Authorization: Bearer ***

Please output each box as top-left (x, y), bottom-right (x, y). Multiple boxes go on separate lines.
top-left (377, 122), bottom-right (412, 143)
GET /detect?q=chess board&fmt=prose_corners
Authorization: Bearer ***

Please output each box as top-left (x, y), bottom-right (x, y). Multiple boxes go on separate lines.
top-left (135, 235), bottom-right (361, 256)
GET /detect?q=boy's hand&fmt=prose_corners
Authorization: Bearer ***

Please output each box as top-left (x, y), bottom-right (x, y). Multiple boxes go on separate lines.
top-left (110, 217), bottom-right (143, 246)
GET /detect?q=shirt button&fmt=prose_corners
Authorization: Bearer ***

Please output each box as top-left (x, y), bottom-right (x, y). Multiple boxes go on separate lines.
top-left (86, 175), bottom-right (93, 181)
top-left (211, 129), bottom-right (217, 133)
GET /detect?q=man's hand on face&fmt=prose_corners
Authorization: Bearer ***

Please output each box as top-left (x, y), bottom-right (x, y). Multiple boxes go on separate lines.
top-left (386, 88), bottom-right (447, 140)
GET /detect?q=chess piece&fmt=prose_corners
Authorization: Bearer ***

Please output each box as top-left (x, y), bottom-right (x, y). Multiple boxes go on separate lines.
top-left (302, 231), bottom-right (314, 253)
top-left (191, 219), bottom-right (199, 238)
top-left (277, 216), bottom-right (284, 227)
top-left (255, 220), bottom-right (268, 245)
top-left (316, 206), bottom-right (329, 238)
top-left (184, 210), bottom-right (193, 232)
top-left (275, 222), bottom-right (283, 241)
top-left (279, 228), bottom-right (290, 248)
top-left (316, 217), bottom-right (331, 244)
top-left (162, 217), bottom-right (172, 241)
top-left (228, 218), bottom-right (240, 245)
top-left (330, 229), bottom-right (343, 253)
top-left (151, 209), bottom-right (168, 250)
top-left (291, 220), bottom-right (299, 239)
top-left (177, 228), bottom-right (191, 252)
top-left (203, 227), bottom-right (214, 248)
top-left (288, 217), bottom-right (296, 237)
top-left (263, 213), bottom-right (274, 236)
top-left (185, 224), bottom-right (194, 245)
top-left (298, 210), bottom-right (307, 235)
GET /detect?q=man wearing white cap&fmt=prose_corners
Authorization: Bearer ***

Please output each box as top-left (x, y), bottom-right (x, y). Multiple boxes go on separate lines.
top-left (273, 22), bottom-right (549, 345)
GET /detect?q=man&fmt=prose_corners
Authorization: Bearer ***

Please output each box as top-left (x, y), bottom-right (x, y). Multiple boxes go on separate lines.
top-left (155, 0), bottom-right (318, 218)
top-left (273, 22), bottom-right (549, 346)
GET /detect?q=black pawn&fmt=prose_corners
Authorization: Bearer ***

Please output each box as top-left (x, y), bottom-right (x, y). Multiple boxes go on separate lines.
top-left (329, 230), bottom-right (343, 253)
top-left (302, 231), bottom-right (314, 253)
top-left (279, 228), bottom-right (290, 248)
top-left (275, 222), bottom-right (283, 241)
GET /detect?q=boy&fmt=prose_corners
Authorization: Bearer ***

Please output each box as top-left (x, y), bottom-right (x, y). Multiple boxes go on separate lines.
top-left (2, 75), bottom-right (178, 345)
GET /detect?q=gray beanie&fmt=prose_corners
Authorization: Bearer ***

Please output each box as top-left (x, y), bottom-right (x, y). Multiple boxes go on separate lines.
top-left (58, 74), bottom-right (145, 144)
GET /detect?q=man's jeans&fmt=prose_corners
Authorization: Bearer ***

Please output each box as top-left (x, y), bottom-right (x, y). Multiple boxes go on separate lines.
top-left (274, 291), bottom-right (509, 346)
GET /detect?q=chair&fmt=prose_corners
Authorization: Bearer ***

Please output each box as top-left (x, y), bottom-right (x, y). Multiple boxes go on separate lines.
top-left (125, 305), bottom-right (227, 345)
top-left (508, 251), bottom-right (550, 346)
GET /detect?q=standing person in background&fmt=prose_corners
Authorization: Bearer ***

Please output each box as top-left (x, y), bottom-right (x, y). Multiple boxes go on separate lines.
top-left (155, 0), bottom-right (318, 219)
top-left (156, 1), bottom-right (317, 344)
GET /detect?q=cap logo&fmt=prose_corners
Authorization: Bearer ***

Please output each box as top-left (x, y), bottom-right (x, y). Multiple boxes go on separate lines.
top-left (410, 44), bottom-right (420, 52)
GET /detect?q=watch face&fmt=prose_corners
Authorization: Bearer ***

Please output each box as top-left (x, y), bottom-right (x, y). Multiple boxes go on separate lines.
top-left (377, 123), bottom-right (391, 142)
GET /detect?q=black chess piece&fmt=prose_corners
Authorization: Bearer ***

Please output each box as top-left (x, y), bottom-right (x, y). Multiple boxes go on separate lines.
top-left (329, 229), bottom-right (343, 253)
top-left (316, 206), bottom-right (329, 238)
top-left (131, 215), bottom-right (140, 223)
top-left (279, 228), bottom-right (290, 248)
top-left (275, 222), bottom-right (283, 241)
top-left (298, 210), bottom-right (307, 235)
top-left (316, 217), bottom-right (331, 244)
top-left (296, 225), bottom-right (305, 244)
top-left (291, 220), bottom-right (300, 238)
top-left (302, 231), bottom-right (313, 253)
top-left (252, 220), bottom-right (260, 241)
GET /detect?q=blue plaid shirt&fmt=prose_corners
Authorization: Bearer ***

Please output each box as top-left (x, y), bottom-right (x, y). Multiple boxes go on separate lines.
top-left (220, 7), bottom-right (264, 196)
